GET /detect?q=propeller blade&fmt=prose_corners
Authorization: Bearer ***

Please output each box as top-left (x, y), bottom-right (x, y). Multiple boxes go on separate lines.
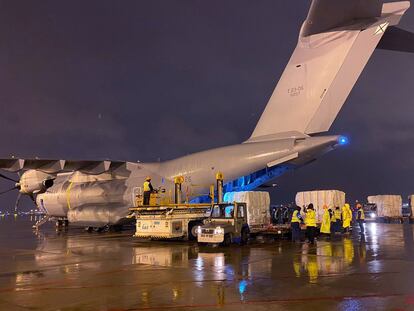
top-left (0, 172), bottom-right (18, 183)
top-left (0, 186), bottom-right (19, 195)
top-left (14, 192), bottom-right (22, 213)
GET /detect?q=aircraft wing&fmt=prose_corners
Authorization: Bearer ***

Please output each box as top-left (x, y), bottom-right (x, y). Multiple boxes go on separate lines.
top-left (0, 159), bottom-right (126, 174)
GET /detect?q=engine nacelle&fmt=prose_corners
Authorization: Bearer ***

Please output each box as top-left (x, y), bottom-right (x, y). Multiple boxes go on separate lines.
top-left (19, 170), bottom-right (55, 194)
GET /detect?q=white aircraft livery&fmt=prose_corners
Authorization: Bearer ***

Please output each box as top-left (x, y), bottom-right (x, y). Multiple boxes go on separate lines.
top-left (0, 0), bottom-right (411, 228)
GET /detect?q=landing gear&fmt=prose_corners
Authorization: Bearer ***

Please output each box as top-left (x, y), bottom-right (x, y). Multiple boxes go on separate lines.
top-left (32, 215), bottom-right (50, 230)
top-left (55, 219), bottom-right (69, 229)
top-left (85, 225), bottom-right (123, 233)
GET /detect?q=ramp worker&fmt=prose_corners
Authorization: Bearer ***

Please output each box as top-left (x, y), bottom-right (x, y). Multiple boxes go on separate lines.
top-left (320, 205), bottom-right (331, 236)
top-left (143, 176), bottom-right (154, 205)
top-left (342, 203), bottom-right (352, 234)
top-left (291, 206), bottom-right (304, 242)
top-left (356, 204), bottom-right (365, 234)
top-left (305, 204), bottom-right (317, 244)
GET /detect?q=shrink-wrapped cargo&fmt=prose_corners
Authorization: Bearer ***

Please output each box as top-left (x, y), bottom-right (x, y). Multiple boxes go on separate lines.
top-left (410, 195), bottom-right (414, 217)
top-left (367, 195), bottom-right (402, 217)
top-left (224, 191), bottom-right (270, 228)
top-left (295, 190), bottom-right (346, 223)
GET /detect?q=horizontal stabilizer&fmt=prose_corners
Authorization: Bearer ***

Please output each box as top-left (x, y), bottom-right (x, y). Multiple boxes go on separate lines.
top-left (0, 159), bottom-right (126, 174)
top-left (377, 26), bottom-right (414, 53)
top-left (302, 0), bottom-right (383, 36)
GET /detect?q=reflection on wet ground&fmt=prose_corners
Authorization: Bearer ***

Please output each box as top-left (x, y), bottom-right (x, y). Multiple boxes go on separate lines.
top-left (0, 217), bottom-right (414, 310)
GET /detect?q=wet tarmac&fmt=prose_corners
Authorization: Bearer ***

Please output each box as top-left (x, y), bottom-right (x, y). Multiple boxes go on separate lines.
top-left (0, 216), bottom-right (414, 310)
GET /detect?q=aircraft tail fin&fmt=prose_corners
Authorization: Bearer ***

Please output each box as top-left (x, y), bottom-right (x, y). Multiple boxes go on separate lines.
top-left (249, 0), bottom-right (410, 142)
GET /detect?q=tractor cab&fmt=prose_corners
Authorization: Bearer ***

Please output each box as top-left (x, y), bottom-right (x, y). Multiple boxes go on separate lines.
top-left (197, 202), bottom-right (250, 246)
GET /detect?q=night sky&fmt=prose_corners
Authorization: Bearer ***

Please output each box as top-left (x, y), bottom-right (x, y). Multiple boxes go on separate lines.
top-left (0, 0), bottom-right (413, 210)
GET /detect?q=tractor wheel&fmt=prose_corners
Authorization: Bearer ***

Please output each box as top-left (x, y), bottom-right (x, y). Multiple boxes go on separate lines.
top-left (188, 222), bottom-right (202, 241)
top-left (222, 233), bottom-right (231, 247)
top-left (241, 228), bottom-right (250, 245)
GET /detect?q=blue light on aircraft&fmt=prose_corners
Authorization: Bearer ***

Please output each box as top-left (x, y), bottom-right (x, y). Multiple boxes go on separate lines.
top-left (338, 136), bottom-right (349, 145)
top-left (191, 164), bottom-right (296, 204)
top-left (238, 280), bottom-right (248, 294)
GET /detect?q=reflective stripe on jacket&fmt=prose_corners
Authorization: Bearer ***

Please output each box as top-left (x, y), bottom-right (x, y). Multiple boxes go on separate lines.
top-left (358, 209), bottom-right (365, 220)
top-left (305, 210), bottom-right (317, 227)
top-left (334, 210), bottom-right (342, 221)
top-left (291, 210), bottom-right (300, 223)
top-left (143, 181), bottom-right (151, 192)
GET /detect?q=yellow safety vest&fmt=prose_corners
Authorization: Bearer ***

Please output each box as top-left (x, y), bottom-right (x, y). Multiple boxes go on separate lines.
top-left (334, 210), bottom-right (342, 221)
top-left (358, 209), bottom-right (365, 220)
top-left (291, 210), bottom-right (300, 223)
top-left (143, 181), bottom-right (151, 192)
top-left (305, 210), bottom-right (317, 227)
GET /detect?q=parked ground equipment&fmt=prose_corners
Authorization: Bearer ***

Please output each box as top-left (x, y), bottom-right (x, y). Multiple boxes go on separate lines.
top-left (197, 202), bottom-right (250, 246)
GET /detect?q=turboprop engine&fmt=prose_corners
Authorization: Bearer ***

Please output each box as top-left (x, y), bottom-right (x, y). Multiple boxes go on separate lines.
top-left (0, 170), bottom-right (55, 212)
top-left (18, 170), bottom-right (55, 195)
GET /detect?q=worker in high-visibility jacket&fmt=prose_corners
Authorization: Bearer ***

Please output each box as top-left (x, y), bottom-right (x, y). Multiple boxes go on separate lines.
top-left (291, 206), bottom-right (304, 242)
top-left (342, 203), bottom-right (352, 233)
top-left (356, 204), bottom-right (365, 234)
top-left (332, 206), bottom-right (342, 235)
top-left (320, 205), bottom-right (331, 236)
top-left (143, 177), bottom-right (154, 205)
top-left (305, 204), bottom-right (317, 244)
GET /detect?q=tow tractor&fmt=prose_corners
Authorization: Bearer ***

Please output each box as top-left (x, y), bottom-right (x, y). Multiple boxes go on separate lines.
top-left (197, 202), bottom-right (249, 246)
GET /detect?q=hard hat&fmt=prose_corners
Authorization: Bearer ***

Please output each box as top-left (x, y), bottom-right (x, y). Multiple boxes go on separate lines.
top-left (323, 205), bottom-right (328, 209)
top-left (145, 176), bottom-right (151, 181)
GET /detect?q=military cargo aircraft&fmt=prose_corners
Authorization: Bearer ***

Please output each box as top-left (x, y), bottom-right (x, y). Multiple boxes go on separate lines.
top-left (0, 0), bottom-right (412, 229)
